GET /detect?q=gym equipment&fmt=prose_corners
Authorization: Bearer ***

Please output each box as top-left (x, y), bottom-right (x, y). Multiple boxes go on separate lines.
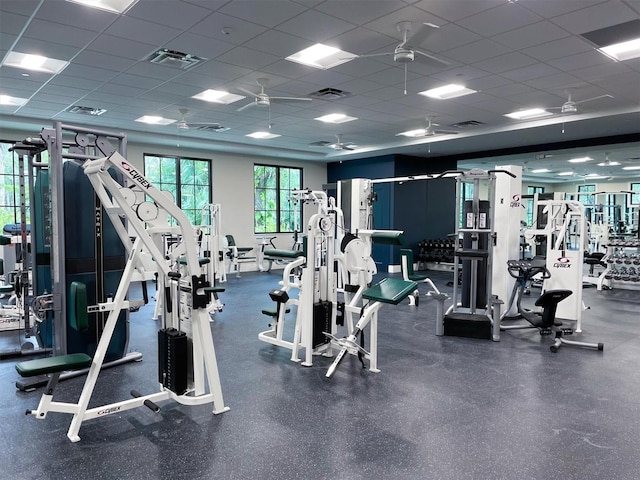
top-left (16, 150), bottom-right (228, 442)
top-left (400, 248), bottom-right (441, 306)
top-left (523, 199), bottom-right (587, 331)
top-left (256, 232), bottom-right (303, 272)
top-left (224, 234), bottom-right (255, 277)
top-left (502, 259), bottom-right (603, 352)
top-left (599, 239), bottom-right (640, 290)
top-left (436, 169), bottom-right (513, 342)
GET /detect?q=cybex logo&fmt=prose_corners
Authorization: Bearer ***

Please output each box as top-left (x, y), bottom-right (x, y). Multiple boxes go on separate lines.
top-left (97, 406), bottom-right (121, 416)
top-left (120, 161), bottom-right (152, 189)
top-left (510, 194), bottom-right (521, 208)
top-left (553, 257), bottom-right (571, 268)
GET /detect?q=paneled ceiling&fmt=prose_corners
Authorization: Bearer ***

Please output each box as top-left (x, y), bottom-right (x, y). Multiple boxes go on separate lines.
top-left (1, 0), bottom-right (639, 182)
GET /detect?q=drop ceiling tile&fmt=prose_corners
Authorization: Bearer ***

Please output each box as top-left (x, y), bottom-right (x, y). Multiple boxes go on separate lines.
top-left (314, 0), bottom-right (406, 24)
top-left (234, 73), bottom-right (292, 90)
top-left (242, 30), bottom-right (310, 57)
top-left (88, 34), bottom-right (156, 61)
top-left (333, 77), bottom-right (385, 95)
top-left (190, 12), bottom-right (268, 44)
top-left (492, 21), bottom-right (570, 50)
top-left (73, 50), bottom-right (138, 72)
top-left (473, 52), bottom-right (538, 74)
top-left (127, 0), bottom-right (213, 29)
top-left (17, 106), bottom-right (62, 116)
top-left (481, 82), bottom-right (533, 98)
top-left (363, 6), bottom-right (444, 38)
top-left (463, 96), bottom-right (526, 115)
top-left (550, 1), bottom-right (639, 34)
top-left (21, 19), bottom-right (97, 48)
top-left (501, 63), bottom-right (562, 82)
top-left (466, 74), bottom-right (514, 91)
top-left (12, 37), bottom-right (80, 61)
top-left (575, 62), bottom-right (635, 83)
top-left (522, 36), bottom-right (592, 62)
top-left (214, 46), bottom-right (281, 70)
top-left (259, 59), bottom-right (317, 81)
top-left (166, 32), bottom-right (235, 59)
top-left (187, 61), bottom-right (253, 82)
top-left (0, 0), bottom-right (40, 16)
top-left (320, 27), bottom-right (397, 56)
top-left (413, 0), bottom-right (504, 22)
top-left (62, 64), bottom-right (119, 82)
top-left (276, 9), bottom-right (357, 42)
top-left (96, 83), bottom-right (147, 97)
top-left (124, 62), bottom-right (182, 81)
top-left (110, 73), bottom-right (166, 90)
top-left (0, 68), bottom-right (53, 84)
top-left (1, 11), bottom-right (30, 36)
top-left (505, 90), bottom-right (564, 107)
top-left (457, 3), bottom-right (543, 36)
top-left (429, 65), bottom-right (495, 83)
top-left (523, 72), bottom-right (583, 90)
top-left (181, 0), bottom-right (229, 10)
top-left (547, 50), bottom-right (611, 72)
top-left (104, 15), bottom-right (182, 45)
top-left (420, 24), bottom-right (483, 53)
top-left (138, 90), bottom-right (185, 104)
top-left (332, 94), bottom-right (383, 108)
top-left (517, 0), bottom-right (607, 18)
top-left (37, 84), bottom-right (91, 99)
top-left (48, 74), bottom-right (104, 91)
top-left (331, 57), bottom-right (394, 79)
top-left (269, 79), bottom-right (325, 96)
top-left (443, 39), bottom-right (512, 64)
top-left (34, 0), bottom-right (115, 31)
top-left (219, 1), bottom-right (307, 28)
top-left (299, 69), bottom-right (356, 88)
top-left (30, 92), bottom-right (77, 106)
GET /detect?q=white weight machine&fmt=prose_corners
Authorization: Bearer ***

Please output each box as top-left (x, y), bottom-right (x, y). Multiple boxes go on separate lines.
top-left (16, 151), bottom-right (229, 442)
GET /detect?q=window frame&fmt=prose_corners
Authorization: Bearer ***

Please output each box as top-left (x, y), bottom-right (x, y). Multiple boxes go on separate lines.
top-left (254, 164), bottom-right (302, 234)
top-left (525, 186), bottom-right (544, 227)
top-left (143, 153), bottom-right (212, 225)
top-left (631, 182), bottom-right (640, 206)
top-left (577, 184), bottom-right (596, 206)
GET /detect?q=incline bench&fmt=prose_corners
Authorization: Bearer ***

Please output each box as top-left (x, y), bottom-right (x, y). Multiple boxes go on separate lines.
top-left (325, 277), bottom-right (417, 378)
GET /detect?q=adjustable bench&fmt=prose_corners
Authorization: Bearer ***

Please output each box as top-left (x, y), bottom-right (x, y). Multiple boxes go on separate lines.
top-left (325, 277), bottom-right (417, 378)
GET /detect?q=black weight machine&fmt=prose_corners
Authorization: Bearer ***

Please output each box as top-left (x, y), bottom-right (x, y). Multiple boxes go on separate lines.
top-left (501, 258), bottom-right (603, 353)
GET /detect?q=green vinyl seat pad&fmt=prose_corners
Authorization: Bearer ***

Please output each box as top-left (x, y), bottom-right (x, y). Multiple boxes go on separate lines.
top-left (15, 353), bottom-right (92, 378)
top-left (264, 249), bottom-right (303, 259)
top-left (362, 278), bottom-right (418, 305)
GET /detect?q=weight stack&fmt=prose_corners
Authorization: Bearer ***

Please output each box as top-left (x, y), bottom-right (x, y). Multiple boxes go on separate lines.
top-left (312, 301), bottom-right (332, 348)
top-left (158, 328), bottom-right (188, 395)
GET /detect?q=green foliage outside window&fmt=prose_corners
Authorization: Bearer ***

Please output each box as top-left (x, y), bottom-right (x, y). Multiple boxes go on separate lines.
top-left (254, 164), bottom-right (301, 233)
top-left (631, 183), bottom-right (640, 206)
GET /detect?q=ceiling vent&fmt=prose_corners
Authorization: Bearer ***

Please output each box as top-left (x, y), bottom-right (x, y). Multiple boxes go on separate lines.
top-left (193, 125), bottom-right (229, 132)
top-left (146, 49), bottom-right (206, 70)
top-left (450, 120), bottom-right (484, 128)
top-left (66, 105), bottom-right (107, 116)
top-left (309, 87), bottom-right (350, 100)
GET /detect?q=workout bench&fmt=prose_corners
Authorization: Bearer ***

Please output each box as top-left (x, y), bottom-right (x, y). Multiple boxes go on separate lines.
top-left (325, 277), bottom-right (417, 378)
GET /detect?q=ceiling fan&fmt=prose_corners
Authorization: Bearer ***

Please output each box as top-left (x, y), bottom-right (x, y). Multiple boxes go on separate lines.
top-left (237, 77), bottom-right (312, 112)
top-left (176, 108), bottom-right (228, 132)
top-left (397, 117), bottom-right (459, 138)
top-left (309, 134), bottom-right (357, 151)
top-left (549, 92), bottom-right (614, 114)
top-left (354, 21), bottom-right (451, 94)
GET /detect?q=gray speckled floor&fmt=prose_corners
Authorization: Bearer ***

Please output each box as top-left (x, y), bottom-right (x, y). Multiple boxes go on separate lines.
top-left (1, 270), bottom-right (639, 480)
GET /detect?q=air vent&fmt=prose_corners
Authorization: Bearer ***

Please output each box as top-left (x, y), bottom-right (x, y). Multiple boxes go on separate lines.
top-left (66, 105), bottom-right (107, 116)
top-left (146, 49), bottom-right (206, 70)
top-left (450, 120), bottom-right (484, 128)
top-left (309, 87), bottom-right (350, 100)
top-left (194, 125), bottom-right (229, 132)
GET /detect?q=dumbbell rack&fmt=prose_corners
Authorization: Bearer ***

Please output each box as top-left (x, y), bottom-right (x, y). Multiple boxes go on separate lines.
top-left (598, 239), bottom-right (640, 291)
top-left (417, 238), bottom-right (458, 272)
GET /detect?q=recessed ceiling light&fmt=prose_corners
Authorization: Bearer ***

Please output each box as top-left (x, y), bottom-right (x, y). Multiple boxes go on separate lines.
top-left (314, 113), bottom-right (358, 124)
top-left (65, 0), bottom-right (138, 14)
top-left (285, 43), bottom-right (357, 69)
top-left (622, 166), bottom-right (640, 171)
top-left (192, 89), bottom-right (245, 104)
top-left (418, 84), bottom-right (477, 100)
top-left (599, 38), bottom-right (640, 61)
top-left (246, 131), bottom-right (281, 139)
top-left (557, 171), bottom-right (575, 176)
top-left (531, 168), bottom-right (551, 173)
top-left (397, 129), bottom-right (428, 138)
top-left (135, 115), bottom-right (176, 125)
top-left (2, 52), bottom-right (69, 74)
top-left (504, 108), bottom-right (553, 120)
top-left (0, 94), bottom-right (28, 106)
top-left (568, 156), bottom-right (593, 163)
top-left (584, 174), bottom-right (609, 179)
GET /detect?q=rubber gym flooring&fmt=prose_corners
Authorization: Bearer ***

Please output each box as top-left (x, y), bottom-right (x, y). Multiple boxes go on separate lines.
top-left (0, 269), bottom-right (639, 480)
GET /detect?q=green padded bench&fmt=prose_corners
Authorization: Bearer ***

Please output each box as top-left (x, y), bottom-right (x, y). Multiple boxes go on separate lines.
top-left (261, 307), bottom-right (291, 317)
top-left (15, 353), bottom-right (92, 378)
top-left (204, 286), bottom-right (225, 294)
top-left (179, 257), bottom-right (211, 266)
top-left (0, 235), bottom-right (11, 246)
top-left (363, 277), bottom-right (418, 305)
top-left (264, 249), bottom-right (303, 259)
top-left (371, 231), bottom-right (404, 245)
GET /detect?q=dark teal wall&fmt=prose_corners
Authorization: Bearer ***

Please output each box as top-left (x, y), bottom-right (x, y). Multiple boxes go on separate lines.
top-left (327, 154), bottom-right (457, 268)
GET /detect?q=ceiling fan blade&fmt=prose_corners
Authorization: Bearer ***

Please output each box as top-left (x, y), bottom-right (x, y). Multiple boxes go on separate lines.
top-left (574, 94), bottom-right (614, 105)
top-left (238, 87), bottom-right (260, 98)
top-left (355, 52), bottom-right (394, 59)
top-left (309, 141), bottom-right (332, 147)
top-left (270, 96), bottom-right (312, 103)
top-left (433, 129), bottom-right (459, 135)
top-left (341, 145), bottom-right (357, 151)
top-left (402, 22), bottom-right (439, 49)
top-left (187, 123), bottom-right (223, 127)
top-left (414, 49), bottom-right (451, 66)
top-left (236, 101), bottom-right (256, 112)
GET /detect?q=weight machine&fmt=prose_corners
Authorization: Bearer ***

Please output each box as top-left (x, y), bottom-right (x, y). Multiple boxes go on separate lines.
top-left (16, 150), bottom-right (229, 442)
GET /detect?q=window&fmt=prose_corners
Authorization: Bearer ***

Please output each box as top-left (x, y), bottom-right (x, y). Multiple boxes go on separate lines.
top-left (458, 181), bottom-right (474, 227)
top-left (526, 186), bottom-right (544, 226)
top-left (143, 154), bottom-right (211, 225)
top-left (254, 165), bottom-right (302, 233)
top-left (578, 184), bottom-right (596, 206)
top-left (0, 142), bottom-right (36, 229)
top-left (631, 182), bottom-right (640, 206)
